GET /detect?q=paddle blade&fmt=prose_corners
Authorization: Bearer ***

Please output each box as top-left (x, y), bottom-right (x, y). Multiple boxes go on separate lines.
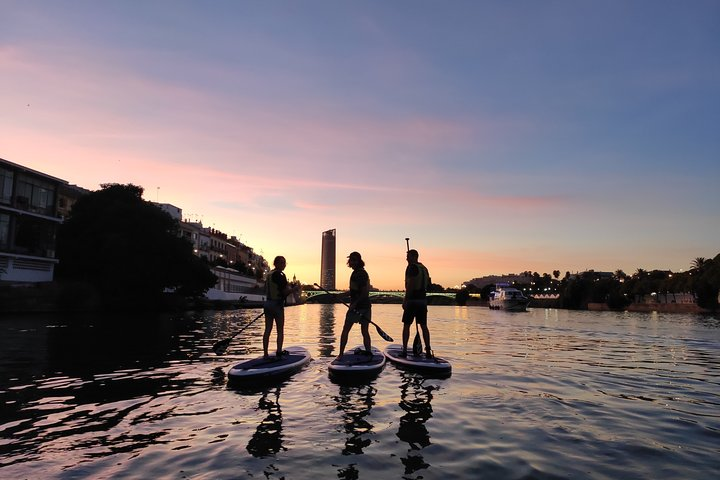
top-left (212, 338), bottom-right (232, 355)
top-left (412, 331), bottom-right (422, 355)
top-left (373, 322), bottom-right (394, 342)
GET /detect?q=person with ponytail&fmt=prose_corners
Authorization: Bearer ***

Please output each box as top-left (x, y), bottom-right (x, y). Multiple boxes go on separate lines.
top-left (263, 255), bottom-right (297, 359)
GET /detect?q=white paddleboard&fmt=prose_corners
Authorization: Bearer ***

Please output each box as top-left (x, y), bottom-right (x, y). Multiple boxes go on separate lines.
top-left (228, 345), bottom-right (311, 384)
top-left (329, 346), bottom-right (385, 380)
top-left (384, 344), bottom-right (451, 377)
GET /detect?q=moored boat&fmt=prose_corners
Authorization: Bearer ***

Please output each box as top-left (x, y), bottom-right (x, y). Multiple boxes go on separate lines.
top-left (488, 283), bottom-right (530, 311)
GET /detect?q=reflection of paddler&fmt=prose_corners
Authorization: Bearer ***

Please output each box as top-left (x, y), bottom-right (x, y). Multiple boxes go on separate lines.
top-left (333, 384), bottom-right (377, 455)
top-left (396, 373), bottom-right (436, 475)
top-left (246, 387), bottom-right (285, 458)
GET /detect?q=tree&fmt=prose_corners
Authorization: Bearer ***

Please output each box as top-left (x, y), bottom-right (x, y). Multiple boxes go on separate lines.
top-left (455, 288), bottom-right (470, 306)
top-left (56, 183), bottom-right (217, 309)
top-left (691, 257), bottom-right (707, 272)
top-left (694, 254), bottom-right (720, 310)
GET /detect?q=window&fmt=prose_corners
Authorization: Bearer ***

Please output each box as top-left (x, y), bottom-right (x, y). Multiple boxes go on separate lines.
top-left (14, 215), bottom-right (57, 257)
top-left (15, 175), bottom-right (55, 215)
top-left (0, 213), bottom-right (9, 248)
top-left (0, 168), bottom-right (13, 205)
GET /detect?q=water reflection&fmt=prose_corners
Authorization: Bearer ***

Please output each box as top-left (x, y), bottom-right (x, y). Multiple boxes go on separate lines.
top-left (318, 304), bottom-right (337, 358)
top-left (246, 387), bottom-right (286, 458)
top-left (332, 382), bottom-right (377, 478)
top-left (2, 307), bottom-right (718, 479)
top-left (396, 372), bottom-right (436, 476)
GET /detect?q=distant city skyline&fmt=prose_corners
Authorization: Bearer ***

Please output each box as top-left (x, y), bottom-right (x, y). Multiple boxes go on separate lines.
top-left (3, 2), bottom-right (718, 289)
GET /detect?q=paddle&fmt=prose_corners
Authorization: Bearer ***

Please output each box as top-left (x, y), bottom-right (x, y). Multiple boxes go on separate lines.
top-left (413, 321), bottom-right (423, 355)
top-left (212, 310), bottom-right (265, 355)
top-left (313, 283), bottom-right (394, 342)
top-left (406, 237), bottom-right (422, 355)
top-left (214, 278), bottom-right (301, 355)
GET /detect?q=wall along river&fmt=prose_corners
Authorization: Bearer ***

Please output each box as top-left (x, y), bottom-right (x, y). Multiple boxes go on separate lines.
top-left (1, 305), bottom-right (719, 479)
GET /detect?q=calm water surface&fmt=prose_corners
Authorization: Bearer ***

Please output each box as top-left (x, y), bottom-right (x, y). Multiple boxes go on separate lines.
top-left (1, 305), bottom-right (719, 479)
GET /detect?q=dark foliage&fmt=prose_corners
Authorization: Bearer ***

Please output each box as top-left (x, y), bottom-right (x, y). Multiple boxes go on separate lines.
top-left (455, 288), bottom-right (470, 306)
top-left (56, 183), bottom-right (217, 309)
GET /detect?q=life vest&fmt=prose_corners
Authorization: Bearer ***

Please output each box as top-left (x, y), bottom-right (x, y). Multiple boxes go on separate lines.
top-left (265, 269), bottom-right (284, 301)
top-left (409, 262), bottom-right (430, 293)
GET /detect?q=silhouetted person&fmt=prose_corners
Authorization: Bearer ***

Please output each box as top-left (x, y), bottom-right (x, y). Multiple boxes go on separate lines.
top-left (401, 249), bottom-right (432, 357)
top-left (338, 251), bottom-right (372, 356)
top-left (263, 255), bottom-right (297, 358)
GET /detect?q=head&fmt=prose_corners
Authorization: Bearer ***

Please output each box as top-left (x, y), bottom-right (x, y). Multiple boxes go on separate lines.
top-left (273, 256), bottom-right (287, 270)
top-left (347, 251), bottom-right (365, 269)
top-left (406, 249), bottom-right (419, 264)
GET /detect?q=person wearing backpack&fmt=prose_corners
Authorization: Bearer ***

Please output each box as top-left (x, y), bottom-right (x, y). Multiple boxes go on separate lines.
top-left (401, 249), bottom-right (433, 357)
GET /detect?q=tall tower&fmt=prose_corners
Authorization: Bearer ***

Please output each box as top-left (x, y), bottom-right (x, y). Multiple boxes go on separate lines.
top-left (320, 229), bottom-right (336, 290)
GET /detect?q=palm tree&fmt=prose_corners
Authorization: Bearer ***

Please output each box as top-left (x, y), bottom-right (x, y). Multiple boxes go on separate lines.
top-left (691, 257), bottom-right (707, 271)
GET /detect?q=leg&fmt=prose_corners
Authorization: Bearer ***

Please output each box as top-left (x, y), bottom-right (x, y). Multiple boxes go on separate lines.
top-left (339, 311), bottom-right (354, 356)
top-left (275, 309), bottom-right (285, 356)
top-left (263, 311), bottom-right (274, 358)
top-left (360, 321), bottom-right (371, 353)
top-left (339, 322), bottom-right (352, 356)
top-left (421, 323), bottom-right (431, 352)
top-left (417, 302), bottom-right (431, 353)
top-left (401, 308), bottom-right (413, 353)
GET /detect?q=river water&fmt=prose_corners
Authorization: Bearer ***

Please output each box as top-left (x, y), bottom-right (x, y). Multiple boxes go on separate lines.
top-left (1, 305), bottom-right (718, 479)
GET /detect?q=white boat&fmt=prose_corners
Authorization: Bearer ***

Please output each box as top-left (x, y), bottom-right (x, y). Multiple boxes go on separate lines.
top-left (489, 283), bottom-right (530, 311)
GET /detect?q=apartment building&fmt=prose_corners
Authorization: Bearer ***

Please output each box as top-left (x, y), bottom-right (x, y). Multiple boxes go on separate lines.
top-left (0, 158), bottom-right (86, 283)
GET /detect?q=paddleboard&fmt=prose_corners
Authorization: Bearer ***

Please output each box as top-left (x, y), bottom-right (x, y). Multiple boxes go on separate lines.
top-left (384, 344), bottom-right (452, 378)
top-left (228, 345), bottom-right (311, 385)
top-left (329, 346), bottom-right (385, 381)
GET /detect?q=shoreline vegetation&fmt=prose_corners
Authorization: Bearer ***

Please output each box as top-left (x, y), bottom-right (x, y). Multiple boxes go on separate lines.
top-left (0, 281), bottom-right (713, 315)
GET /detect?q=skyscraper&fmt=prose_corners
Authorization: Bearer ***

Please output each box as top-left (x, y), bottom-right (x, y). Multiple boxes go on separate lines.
top-left (320, 229), bottom-right (336, 290)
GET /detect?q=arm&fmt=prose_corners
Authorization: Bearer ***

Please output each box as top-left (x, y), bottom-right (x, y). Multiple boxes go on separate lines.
top-left (349, 270), bottom-right (370, 310)
top-left (403, 264), bottom-right (418, 307)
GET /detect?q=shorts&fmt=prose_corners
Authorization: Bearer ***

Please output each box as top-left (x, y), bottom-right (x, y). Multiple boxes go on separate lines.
top-left (402, 299), bottom-right (428, 325)
top-left (263, 300), bottom-right (284, 317)
top-left (345, 307), bottom-right (371, 325)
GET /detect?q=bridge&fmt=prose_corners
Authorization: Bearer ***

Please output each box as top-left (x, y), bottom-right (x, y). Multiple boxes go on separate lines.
top-left (304, 290), bottom-right (457, 303)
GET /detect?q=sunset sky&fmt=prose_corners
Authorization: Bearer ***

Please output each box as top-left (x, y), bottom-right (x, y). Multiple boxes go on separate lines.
top-left (2, 1), bottom-right (719, 290)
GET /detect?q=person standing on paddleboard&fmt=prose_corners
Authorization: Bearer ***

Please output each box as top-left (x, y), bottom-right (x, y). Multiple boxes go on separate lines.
top-left (263, 256), bottom-right (297, 359)
top-left (401, 249), bottom-right (433, 357)
top-left (338, 251), bottom-right (373, 357)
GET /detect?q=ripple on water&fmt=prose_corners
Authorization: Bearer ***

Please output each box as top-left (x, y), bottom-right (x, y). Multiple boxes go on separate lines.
top-left (1, 306), bottom-right (719, 479)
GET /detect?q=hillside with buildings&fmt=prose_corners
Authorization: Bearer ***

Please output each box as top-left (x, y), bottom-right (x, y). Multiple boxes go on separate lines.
top-left (1, 157), bottom-right (270, 309)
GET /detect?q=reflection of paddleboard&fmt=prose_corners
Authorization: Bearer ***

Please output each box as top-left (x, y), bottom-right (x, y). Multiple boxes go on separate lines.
top-left (384, 344), bottom-right (452, 378)
top-left (228, 346), bottom-right (311, 384)
top-left (329, 346), bottom-right (385, 381)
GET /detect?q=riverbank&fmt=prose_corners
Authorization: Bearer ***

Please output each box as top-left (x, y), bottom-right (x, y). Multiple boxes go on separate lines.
top-left (2, 282), bottom-right (714, 314)
top-left (0, 282), bottom-right (261, 313)
top-left (588, 302), bottom-right (711, 314)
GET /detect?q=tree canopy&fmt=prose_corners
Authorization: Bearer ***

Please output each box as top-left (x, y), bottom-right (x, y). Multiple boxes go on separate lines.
top-left (56, 183), bottom-right (217, 308)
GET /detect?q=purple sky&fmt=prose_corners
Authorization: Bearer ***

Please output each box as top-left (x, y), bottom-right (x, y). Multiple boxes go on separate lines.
top-left (2, 1), bottom-right (719, 289)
